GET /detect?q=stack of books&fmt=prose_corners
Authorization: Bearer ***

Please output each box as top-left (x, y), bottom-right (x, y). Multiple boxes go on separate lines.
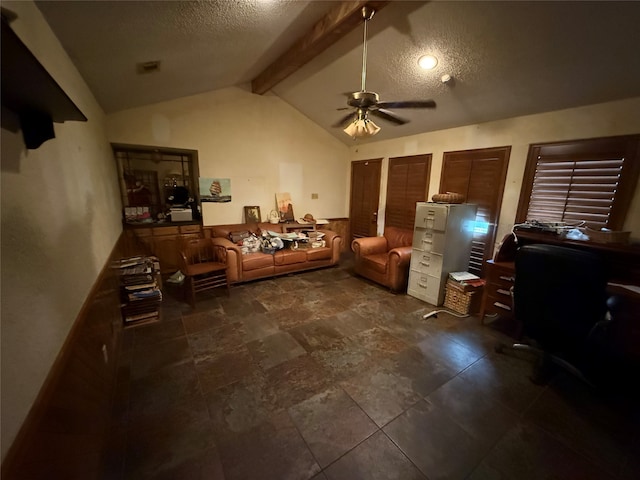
top-left (114, 256), bottom-right (162, 327)
top-left (448, 271), bottom-right (486, 288)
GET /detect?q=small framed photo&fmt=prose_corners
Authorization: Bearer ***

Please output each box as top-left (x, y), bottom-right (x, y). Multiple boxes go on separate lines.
top-left (244, 206), bottom-right (261, 223)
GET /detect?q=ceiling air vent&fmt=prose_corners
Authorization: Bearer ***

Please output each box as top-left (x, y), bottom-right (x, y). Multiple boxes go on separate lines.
top-left (136, 60), bottom-right (161, 74)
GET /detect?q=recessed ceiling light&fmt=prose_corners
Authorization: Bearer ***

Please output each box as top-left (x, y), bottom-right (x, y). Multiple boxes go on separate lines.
top-left (418, 55), bottom-right (438, 70)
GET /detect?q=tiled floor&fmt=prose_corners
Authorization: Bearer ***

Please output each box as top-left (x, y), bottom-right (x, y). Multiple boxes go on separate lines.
top-left (107, 254), bottom-right (639, 479)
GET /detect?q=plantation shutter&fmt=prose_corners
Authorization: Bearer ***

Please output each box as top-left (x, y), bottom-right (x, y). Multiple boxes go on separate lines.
top-left (385, 155), bottom-right (431, 230)
top-left (526, 155), bottom-right (624, 230)
top-left (517, 135), bottom-right (640, 232)
top-left (441, 148), bottom-right (510, 277)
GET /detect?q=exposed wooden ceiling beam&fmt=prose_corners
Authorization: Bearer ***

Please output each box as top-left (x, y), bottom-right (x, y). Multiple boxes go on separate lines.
top-left (251, 1), bottom-right (389, 95)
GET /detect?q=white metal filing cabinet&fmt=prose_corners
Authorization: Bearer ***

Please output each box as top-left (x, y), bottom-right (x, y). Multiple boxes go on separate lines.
top-left (407, 203), bottom-right (477, 305)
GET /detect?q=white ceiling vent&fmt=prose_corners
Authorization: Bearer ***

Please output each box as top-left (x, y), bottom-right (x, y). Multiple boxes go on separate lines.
top-left (136, 60), bottom-right (161, 74)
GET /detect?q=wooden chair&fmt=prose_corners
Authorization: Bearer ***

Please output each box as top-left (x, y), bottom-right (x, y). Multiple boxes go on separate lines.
top-left (178, 237), bottom-right (229, 307)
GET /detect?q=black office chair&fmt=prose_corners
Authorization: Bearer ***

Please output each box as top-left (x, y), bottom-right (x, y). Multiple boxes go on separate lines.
top-left (495, 244), bottom-right (612, 386)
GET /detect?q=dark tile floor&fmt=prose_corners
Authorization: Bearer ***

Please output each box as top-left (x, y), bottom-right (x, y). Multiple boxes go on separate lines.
top-left (107, 254), bottom-right (639, 480)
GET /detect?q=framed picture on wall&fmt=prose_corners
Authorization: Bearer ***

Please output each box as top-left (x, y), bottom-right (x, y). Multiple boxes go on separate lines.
top-left (244, 206), bottom-right (261, 223)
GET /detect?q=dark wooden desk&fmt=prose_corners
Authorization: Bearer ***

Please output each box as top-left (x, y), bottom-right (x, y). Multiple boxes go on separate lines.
top-left (484, 230), bottom-right (640, 360)
top-left (514, 230), bottom-right (640, 285)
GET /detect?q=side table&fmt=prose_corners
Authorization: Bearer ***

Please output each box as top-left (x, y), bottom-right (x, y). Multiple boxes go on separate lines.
top-left (479, 260), bottom-right (515, 324)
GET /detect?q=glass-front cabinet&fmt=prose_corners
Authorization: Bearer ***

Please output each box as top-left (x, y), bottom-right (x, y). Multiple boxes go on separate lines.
top-left (113, 143), bottom-right (200, 224)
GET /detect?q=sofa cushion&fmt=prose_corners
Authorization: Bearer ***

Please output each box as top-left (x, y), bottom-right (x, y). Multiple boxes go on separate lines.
top-left (274, 249), bottom-right (307, 266)
top-left (242, 252), bottom-right (274, 271)
top-left (361, 253), bottom-right (388, 274)
top-left (306, 247), bottom-right (332, 261)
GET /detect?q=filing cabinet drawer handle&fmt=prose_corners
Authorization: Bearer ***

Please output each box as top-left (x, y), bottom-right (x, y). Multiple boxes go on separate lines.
top-left (418, 283), bottom-right (427, 288)
top-left (420, 261), bottom-right (430, 267)
top-left (496, 288), bottom-right (511, 296)
top-left (499, 275), bottom-right (515, 282)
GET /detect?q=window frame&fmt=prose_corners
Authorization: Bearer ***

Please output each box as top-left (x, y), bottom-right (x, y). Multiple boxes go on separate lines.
top-left (516, 135), bottom-right (640, 231)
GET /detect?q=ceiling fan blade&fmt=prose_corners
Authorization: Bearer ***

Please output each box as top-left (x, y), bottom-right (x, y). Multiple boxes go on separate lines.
top-left (370, 109), bottom-right (408, 125)
top-left (376, 100), bottom-right (436, 109)
top-left (332, 112), bottom-right (356, 128)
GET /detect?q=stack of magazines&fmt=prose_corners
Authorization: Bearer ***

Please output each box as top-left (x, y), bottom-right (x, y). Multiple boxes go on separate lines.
top-left (115, 256), bottom-right (162, 327)
top-left (448, 271), bottom-right (486, 288)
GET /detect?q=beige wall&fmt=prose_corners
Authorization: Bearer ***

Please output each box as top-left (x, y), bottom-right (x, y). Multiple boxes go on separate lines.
top-left (2, 2), bottom-right (638, 463)
top-left (0, 1), bottom-right (122, 459)
top-left (106, 87), bottom-right (351, 224)
top-left (350, 97), bottom-right (640, 249)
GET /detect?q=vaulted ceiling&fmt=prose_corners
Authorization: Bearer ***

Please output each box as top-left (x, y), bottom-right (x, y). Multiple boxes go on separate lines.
top-left (35, 0), bottom-right (640, 145)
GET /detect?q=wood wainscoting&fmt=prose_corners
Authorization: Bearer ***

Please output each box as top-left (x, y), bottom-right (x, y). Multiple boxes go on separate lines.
top-left (1, 234), bottom-right (130, 479)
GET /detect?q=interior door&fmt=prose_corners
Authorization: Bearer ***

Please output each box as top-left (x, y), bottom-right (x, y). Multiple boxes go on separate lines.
top-left (440, 147), bottom-right (510, 276)
top-left (350, 158), bottom-right (382, 241)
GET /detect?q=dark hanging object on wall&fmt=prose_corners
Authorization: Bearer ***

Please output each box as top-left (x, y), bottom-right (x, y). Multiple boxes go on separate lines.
top-left (1, 8), bottom-right (87, 149)
top-left (19, 110), bottom-right (55, 149)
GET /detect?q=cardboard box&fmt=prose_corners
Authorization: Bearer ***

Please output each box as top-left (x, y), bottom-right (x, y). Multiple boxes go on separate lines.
top-left (170, 208), bottom-right (192, 222)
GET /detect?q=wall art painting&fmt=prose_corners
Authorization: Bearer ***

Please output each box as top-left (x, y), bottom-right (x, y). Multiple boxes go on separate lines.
top-left (244, 206), bottom-right (261, 223)
top-left (200, 178), bottom-right (231, 202)
top-left (276, 192), bottom-right (295, 221)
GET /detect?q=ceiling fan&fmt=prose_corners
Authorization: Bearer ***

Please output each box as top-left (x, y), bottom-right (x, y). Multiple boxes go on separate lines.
top-left (335, 7), bottom-right (436, 139)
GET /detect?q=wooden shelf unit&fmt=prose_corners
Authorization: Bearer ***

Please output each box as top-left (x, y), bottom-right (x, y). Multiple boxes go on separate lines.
top-left (117, 256), bottom-right (162, 328)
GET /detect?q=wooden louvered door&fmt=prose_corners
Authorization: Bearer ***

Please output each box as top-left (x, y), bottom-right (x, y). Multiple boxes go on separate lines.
top-left (385, 154), bottom-right (432, 230)
top-left (350, 158), bottom-right (382, 241)
top-left (440, 146), bottom-right (511, 277)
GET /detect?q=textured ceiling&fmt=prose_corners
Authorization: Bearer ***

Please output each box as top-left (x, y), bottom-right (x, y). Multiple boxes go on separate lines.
top-left (35, 1), bottom-right (640, 145)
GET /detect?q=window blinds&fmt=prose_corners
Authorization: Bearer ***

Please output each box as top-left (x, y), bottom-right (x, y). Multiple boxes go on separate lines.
top-left (526, 156), bottom-right (624, 229)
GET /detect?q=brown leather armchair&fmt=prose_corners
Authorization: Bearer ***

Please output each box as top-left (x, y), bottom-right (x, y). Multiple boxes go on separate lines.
top-left (351, 226), bottom-right (413, 292)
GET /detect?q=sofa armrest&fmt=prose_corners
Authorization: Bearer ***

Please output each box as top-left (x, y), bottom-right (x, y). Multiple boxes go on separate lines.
top-left (388, 246), bottom-right (412, 267)
top-left (388, 246), bottom-right (413, 292)
top-left (351, 236), bottom-right (389, 257)
top-left (211, 237), bottom-right (242, 283)
top-left (321, 230), bottom-right (342, 264)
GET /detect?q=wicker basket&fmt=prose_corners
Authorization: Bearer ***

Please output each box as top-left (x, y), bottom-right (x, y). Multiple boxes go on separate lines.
top-left (432, 192), bottom-right (465, 204)
top-left (581, 227), bottom-right (631, 244)
top-left (444, 279), bottom-right (482, 315)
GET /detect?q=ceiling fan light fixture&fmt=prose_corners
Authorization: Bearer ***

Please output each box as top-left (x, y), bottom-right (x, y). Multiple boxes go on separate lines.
top-left (418, 54), bottom-right (438, 70)
top-left (343, 113), bottom-right (380, 138)
top-left (333, 8), bottom-right (436, 139)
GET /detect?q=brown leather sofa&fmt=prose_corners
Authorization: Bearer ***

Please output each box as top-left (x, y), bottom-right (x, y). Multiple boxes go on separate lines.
top-left (351, 226), bottom-right (413, 292)
top-left (206, 222), bottom-right (342, 284)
